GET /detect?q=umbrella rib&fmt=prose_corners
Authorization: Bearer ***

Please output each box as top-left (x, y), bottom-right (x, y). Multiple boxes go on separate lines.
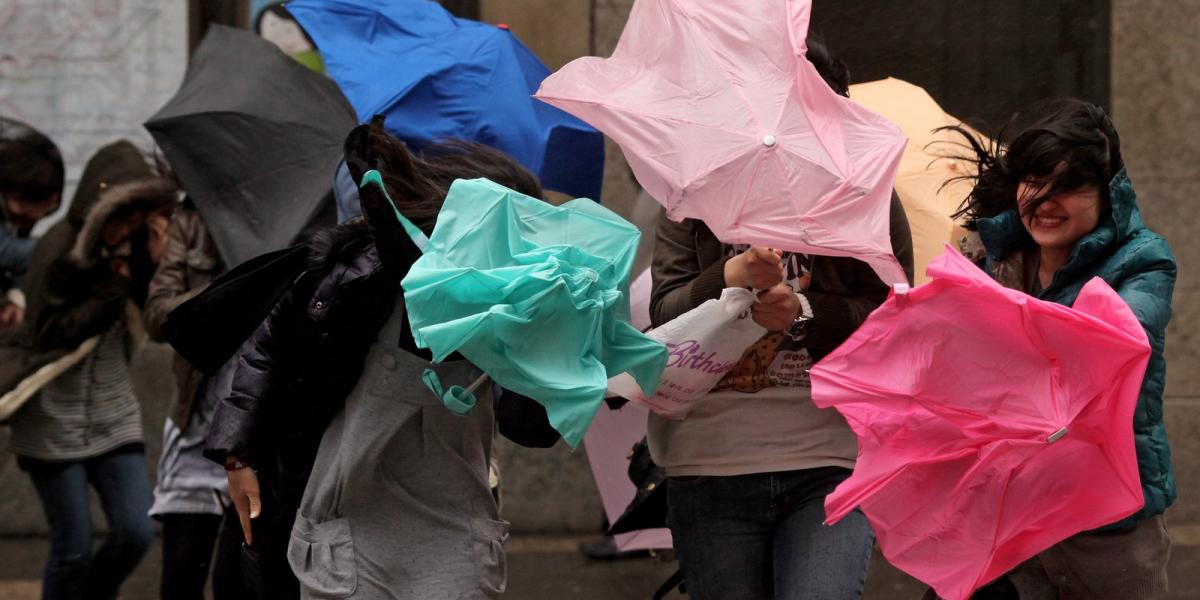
top-left (539, 96), bottom-right (751, 140)
top-left (667, 0), bottom-right (767, 132)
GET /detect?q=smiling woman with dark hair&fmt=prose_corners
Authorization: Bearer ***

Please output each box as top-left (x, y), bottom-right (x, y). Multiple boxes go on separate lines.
top-left (938, 99), bottom-right (1176, 600)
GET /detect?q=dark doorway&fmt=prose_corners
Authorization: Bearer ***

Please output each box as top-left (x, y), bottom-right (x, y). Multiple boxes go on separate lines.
top-left (440, 0), bottom-right (481, 20)
top-left (811, 0), bottom-right (1111, 136)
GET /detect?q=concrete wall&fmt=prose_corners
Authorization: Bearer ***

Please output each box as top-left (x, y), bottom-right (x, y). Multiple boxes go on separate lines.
top-left (1112, 0), bottom-right (1200, 528)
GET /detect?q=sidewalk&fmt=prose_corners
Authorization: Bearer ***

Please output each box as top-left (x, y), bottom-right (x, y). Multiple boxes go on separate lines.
top-left (1, 530), bottom-right (1198, 599)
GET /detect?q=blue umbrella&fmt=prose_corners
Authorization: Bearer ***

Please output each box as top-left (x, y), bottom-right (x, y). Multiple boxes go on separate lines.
top-left (289, 0), bottom-right (606, 200)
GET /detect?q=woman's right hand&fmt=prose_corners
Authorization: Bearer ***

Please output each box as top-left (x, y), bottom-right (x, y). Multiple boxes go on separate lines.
top-left (724, 246), bottom-right (784, 290)
top-left (226, 457), bottom-right (262, 545)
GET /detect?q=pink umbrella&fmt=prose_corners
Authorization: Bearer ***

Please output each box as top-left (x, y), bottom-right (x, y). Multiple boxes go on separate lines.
top-left (535, 0), bottom-right (908, 283)
top-left (810, 246), bottom-right (1150, 600)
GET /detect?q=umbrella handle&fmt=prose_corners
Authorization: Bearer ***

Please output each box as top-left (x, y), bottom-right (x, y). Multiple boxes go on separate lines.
top-left (421, 368), bottom-right (490, 416)
top-left (461, 373), bottom-right (490, 397)
top-left (360, 170), bottom-right (429, 252)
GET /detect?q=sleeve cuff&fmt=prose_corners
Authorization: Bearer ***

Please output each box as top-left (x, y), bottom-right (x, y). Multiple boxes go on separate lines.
top-left (689, 256), bottom-right (731, 306)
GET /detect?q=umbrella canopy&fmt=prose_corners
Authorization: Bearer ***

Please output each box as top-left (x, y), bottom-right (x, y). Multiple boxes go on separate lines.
top-left (535, 0), bottom-right (907, 283)
top-left (810, 247), bottom-right (1150, 600)
top-left (288, 0), bottom-right (605, 200)
top-left (849, 78), bottom-right (987, 284)
top-left (145, 25), bottom-right (356, 267)
top-left (364, 173), bottom-right (666, 448)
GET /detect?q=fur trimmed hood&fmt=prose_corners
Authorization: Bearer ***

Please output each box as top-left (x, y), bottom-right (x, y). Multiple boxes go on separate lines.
top-left (68, 177), bottom-right (177, 267)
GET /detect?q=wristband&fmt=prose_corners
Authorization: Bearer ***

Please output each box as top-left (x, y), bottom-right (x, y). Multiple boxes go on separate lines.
top-left (224, 457), bottom-right (252, 471)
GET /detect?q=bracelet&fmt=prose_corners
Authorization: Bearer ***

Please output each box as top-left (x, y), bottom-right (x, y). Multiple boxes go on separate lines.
top-left (224, 458), bottom-right (252, 472)
top-left (787, 292), bottom-right (814, 341)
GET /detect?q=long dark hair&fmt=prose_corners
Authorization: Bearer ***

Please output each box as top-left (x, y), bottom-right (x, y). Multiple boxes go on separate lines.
top-left (343, 117), bottom-right (542, 223)
top-left (940, 98), bottom-right (1123, 230)
top-left (318, 118), bottom-right (543, 271)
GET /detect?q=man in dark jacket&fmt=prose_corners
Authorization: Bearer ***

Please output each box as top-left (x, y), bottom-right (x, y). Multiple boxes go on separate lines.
top-left (0, 117), bottom-right (64, 327)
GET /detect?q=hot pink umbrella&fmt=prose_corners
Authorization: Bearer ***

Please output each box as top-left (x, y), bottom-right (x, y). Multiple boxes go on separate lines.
top-left (535, 0), bottom-right (908, 284)
top-left (810, 246), bottom-right (1150, 600)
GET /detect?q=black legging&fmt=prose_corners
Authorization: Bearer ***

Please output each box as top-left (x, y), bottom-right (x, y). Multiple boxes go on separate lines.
top-left (160, 509), bottom-right (244, 600)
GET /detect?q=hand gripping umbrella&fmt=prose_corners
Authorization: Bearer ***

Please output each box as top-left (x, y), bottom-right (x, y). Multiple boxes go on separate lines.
top-left (359, 172), bottom-right (666, 448)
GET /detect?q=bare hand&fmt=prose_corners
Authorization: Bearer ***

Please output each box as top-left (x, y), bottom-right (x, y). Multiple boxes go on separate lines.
top-left (0, 302), bottom-right (22, 327)
top-left (109, 258), bottom-right (131, 279)
top-left (752, 284), bottom-right (801, 331)
top-left (226, 459), bottom-right (262, 545)
top-left (146, 214), bottom-right (170, 264)
top-left (724, 246), bottom-right (784, 290)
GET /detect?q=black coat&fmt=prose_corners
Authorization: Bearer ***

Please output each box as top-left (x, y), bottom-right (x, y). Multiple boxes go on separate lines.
top-left (196, 220), bottom-right (558, 473)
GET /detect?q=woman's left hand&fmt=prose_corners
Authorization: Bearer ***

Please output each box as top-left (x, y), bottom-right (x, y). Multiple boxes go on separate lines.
top-left (752, 284), bottom-right (801, 331)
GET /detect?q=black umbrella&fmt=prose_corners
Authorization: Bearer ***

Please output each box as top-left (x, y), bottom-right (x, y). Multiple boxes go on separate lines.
top-left (145, 25), bottom-right (356, 267)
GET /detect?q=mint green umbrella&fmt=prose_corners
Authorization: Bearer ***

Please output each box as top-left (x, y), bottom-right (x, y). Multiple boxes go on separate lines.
top-left (361, 171), bottom-right (665, 447)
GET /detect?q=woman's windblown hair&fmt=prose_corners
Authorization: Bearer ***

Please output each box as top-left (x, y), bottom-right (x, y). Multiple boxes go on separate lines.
top-left (939, 98), bottom-right (1123, 230)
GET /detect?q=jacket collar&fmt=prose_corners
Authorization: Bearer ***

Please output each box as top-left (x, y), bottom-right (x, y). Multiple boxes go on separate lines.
top-left (975, 169), bottom-right (1142, 291)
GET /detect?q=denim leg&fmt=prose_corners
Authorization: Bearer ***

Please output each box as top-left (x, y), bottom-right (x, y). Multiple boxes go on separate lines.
top-left (772, 468), bottom-right (875, 600)
top-left (27, 461), bottom-right (94, 600)
top-left (84, 451), bottom-right (155, 600)
top-left (667, 474), bottom-right (775, 600)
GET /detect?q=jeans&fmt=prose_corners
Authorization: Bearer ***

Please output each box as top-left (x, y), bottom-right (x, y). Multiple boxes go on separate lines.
top-left (21, 447), bottom-right (156, 600)
top-left (667, 467), bottom-right (874, 600)
top-left (160, 510), bottom-right (244, 600)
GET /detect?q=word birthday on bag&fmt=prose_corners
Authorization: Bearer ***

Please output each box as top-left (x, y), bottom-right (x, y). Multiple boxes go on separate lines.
top-left (665, 340), bottom-right (739, 374)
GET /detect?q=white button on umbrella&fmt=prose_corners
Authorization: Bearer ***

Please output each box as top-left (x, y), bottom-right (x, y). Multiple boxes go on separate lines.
top-left (762, 134), bottom-right (777, 147)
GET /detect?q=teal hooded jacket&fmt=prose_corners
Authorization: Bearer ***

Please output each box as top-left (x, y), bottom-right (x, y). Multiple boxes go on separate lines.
top-left (975, 169), bottom-right (1176, 528)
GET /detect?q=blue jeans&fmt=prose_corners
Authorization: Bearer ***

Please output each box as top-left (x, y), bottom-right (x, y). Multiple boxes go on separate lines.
top-left (20, 447), bottom-right (156, 600)
top-left (667, 467), bottom-right (874, 600)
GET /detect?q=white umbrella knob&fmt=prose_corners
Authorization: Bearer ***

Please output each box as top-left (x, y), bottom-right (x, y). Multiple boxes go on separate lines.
top-left (762, 134), bottom-right (777, 147)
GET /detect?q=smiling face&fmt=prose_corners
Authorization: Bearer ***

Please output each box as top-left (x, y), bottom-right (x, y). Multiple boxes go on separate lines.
top-left (1017, 170), bottom-right (1103, 252)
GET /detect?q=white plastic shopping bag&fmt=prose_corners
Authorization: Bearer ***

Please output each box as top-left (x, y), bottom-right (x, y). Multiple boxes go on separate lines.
top-left (608, 288), bottom-right (766, 419)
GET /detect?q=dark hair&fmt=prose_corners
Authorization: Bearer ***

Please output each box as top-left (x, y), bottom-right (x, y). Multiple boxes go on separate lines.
top-left (806, 34), bottom-right (850, 98)
top-left (345, 117), bottom-right (543, 223)
top-left (941, 98), bottom-right (1122, 229)
top-left (254, 2), bottom-right (317, 48)
top-left (0, 117), bottom-right (65, 203)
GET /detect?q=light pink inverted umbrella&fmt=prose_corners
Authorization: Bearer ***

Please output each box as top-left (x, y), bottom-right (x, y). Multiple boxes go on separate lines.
top-left (810, 246), bottom-right (1150, 600)
top-left (535, 0), bottom-right (908, 283)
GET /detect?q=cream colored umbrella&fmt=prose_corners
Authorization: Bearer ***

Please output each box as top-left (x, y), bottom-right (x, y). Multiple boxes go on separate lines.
top-left (849, 78), bottom-right (989, 284)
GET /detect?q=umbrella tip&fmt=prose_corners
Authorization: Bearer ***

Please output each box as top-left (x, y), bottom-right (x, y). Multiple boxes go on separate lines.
top-left (497, 23), bottom-right (510, 31)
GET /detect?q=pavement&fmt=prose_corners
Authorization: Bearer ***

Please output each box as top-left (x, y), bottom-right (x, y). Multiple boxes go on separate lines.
top-left (1, 530), bottom-right (1199, 599)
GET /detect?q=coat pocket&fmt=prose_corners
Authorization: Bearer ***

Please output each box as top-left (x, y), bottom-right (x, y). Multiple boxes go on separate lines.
top-left (472, 518), bottom-right (510, 596)
top-left (288, 515), bottom-right (357, 598)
